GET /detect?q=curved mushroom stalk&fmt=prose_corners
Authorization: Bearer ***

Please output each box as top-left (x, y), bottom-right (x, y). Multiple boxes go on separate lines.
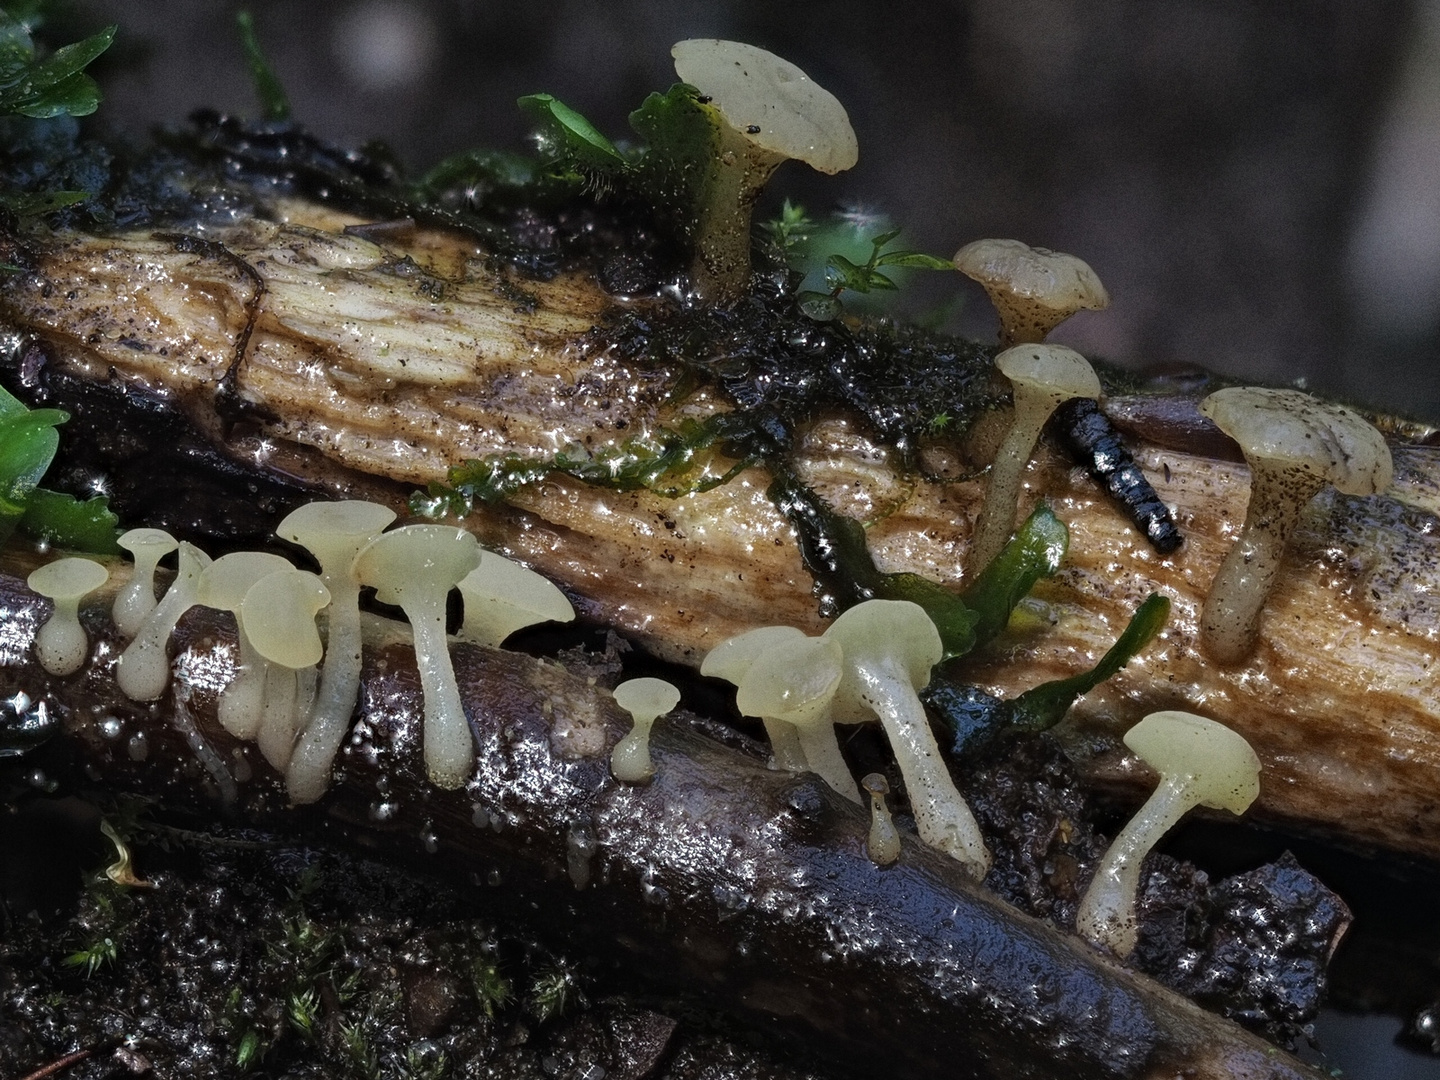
top-left (966, 344), bottom-right (1100, 578)
top-left (244, 567), bottom-right (331, 772)
top-left (276, 499), bottom-right (397, 803)
top-left (1075, 711), bottom-right (1261, 956)
top-left (115, 542), bottom-right (212, 702)
top-left (112, 528), bottom-right (178, 639)
top-left (354, 524), bottom-right (482, 789)
top-left (700, 625), bottom-right (811, 772)
top-left (734, 634), bottom-right (856, 803)
top-left (824, 600), bottom-right (991, 878)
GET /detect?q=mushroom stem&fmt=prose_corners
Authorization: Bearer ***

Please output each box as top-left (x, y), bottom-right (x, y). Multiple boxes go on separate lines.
top-left (966, 396), bottom-right (1051, 576)
top-left (409, 597), bottom-right (473, 789)
top-left (856, 657), bottom-right (990, 878)
top-left (257, 663), bottom-right (300, 769)
top-left (217, 630), bottom-right (268, 739)
top-left (1200, 466), bottom-right (1324, 664)
top-left (116, 543), bottom-right (211, 702)
top-left (1074, 772), bottom-right (1196, 957)
top-left (690, 126), bottom-right (784, 304)
top-left (793, 723), bottom-right (861, 804)
top-left (761, 718), bottom-right (808, 772)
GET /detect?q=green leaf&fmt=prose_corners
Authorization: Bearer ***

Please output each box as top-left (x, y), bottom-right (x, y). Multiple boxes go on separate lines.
top-left (0, 401), bottom-right (65, 544)
top-left (236, 11), bottom-right (290, 123)
top-left (1004, 593), bottom-right (1171, 734)
top-left (19, 487), bottom-right (121, 553)
top-left (960, 505), bottom-right (1069, 647)
top-left (517, 93), bottom-right (625, 172)
top-left (0, 187), bottom-right (89, 215)
top-left (0, 17), bottom-right (114, 119)
top-left (415, 146), bottom-right (540, 202)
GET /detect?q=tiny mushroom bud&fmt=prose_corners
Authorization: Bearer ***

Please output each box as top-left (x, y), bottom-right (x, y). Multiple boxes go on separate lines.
top-left (113, 528), bottom-right (178, 639)
top-left (456, 551), bottom-right (575, 648)
top-left (28, 557), bottom-right (109, 676)
top-left (734, 634), bottom-right (857, 803)
top-left (1075, 710), bottom-right (1261, 957)
top-left (610, 677), bottom-right (681, 783)
top-left (952, 238), bottom-right (1110, 348)
top-left (116, 542), bottom-right (212, 702)
top-left (861, 773), bottom-right (901, 867)
top-left (1198, 387), bottom-right (1393, 664)
top-left (194, 551), bottom-right (295, 740)
top-left (701, 625), bottom-right (811, 771)
top-left (276, 499), bottom-right (397, 804)
top-left (242, 568), bottom-right (331, 771)
top-left (353, 524), bottom-right (482, 789)
top-left (823, 599), bottom-right (991, 877)
top-left (965, 344), bottom-right (1101, 577)
top-left (672, 38), bottom-right (858, 305)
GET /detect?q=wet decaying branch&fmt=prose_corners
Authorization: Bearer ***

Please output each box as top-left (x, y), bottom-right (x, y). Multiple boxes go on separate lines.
top-left (0, 568), bottom-right (1323, 1080)
top-left (3, 212), bottom-right (1440, 861)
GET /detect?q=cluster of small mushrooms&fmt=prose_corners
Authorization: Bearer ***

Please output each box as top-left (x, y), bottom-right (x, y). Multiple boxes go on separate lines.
top-left (19, 39), bottom-right (1399, 963)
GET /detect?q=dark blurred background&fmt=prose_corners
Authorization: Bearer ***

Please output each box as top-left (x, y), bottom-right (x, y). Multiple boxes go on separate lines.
top-left (60, 0), bottom-right (1440, 422)
top-left (27, 1), bottom-right (1440, 1075)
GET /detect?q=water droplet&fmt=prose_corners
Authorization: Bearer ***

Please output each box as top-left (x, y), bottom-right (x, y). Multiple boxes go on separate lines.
top-left (369, 800), bottom-right (399, 822)
top-left (98, 716), bottom-right (123, 740)
top-left (487, 868), bottom-right (502, 887)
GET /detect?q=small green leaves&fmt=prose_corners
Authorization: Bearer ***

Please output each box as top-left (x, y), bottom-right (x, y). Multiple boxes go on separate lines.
top-left (0, 383), bottom-right (120, 552)
top-left (236, 11), bottom-right (291, 123)
top-left (762, 198), bottom-right (817, 256)
top-left (62, 934), bottom-right (117, 978)
top-left (797, 226), bottom-right (953, 321)
top-left (0, 12), bottom-right (114, 119)
top-left (518, 92), bottom-right (626, 172)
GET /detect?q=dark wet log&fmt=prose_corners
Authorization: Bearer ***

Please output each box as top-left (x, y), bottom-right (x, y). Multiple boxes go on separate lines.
top-left (0, 565), bottom-right (1322, 1080)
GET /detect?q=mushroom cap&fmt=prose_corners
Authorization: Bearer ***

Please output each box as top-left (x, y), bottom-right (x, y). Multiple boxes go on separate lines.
top-left (822, 599), bottom-right (942, 723)
top-left (734, 635), bottom-right (843, 727)
top-left (1123, 710), bottom-right (1261, 814)
top-left (118, 528), bottom-right (178, 560)
top-left (242, 568), bottom-right (332, 668)
top-left (953, 239), bottom-right (1110, 316)
top-left (277, 500), bottom-right (398, 572)
top-left (995, 343), bottom-right (1102, 406)
top-left (28, 557), bottom-right (109, 600)
top-left (613, 677), bottom-right (681, 725)
top-left (700, 624), bottom-right (809, 685)
top-left (353, 524), bottom-right (482, 607)
top-left (456, 552), bottom-right (575, 647)
top-left (1199, 387), bottom-right (1394, 496)
top-left (672, 39), bottom-right (858, 174)
top-left (196, 551), bottom-right (295, 613)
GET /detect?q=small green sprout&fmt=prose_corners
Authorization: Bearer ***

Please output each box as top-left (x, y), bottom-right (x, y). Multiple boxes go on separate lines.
top-left (62, 935), bottom-right (117, 977)
top-left (234, 1029), bottom-right (264, 1072)
top-left (287, 987), bottom-right (320, 1041)
top-left (527, 963), bottom-right (579, 1023)
top-left (236, 10), bottom-right (290, 123)
top-left (798, 227), bottom-right (954, 321)
top-left (763, 198), bottom-right (817, 257)
top-left (471, 959), bottom-right (513, 1019)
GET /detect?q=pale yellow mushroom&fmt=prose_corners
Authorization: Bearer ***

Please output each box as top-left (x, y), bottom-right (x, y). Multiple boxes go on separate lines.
top-left (455, 551), bottom-right (574, 648)
top-left (1198, 387), bottom-right (1393, 664)
top-left (115, 542), bottom-right (212, 702)
top-left (953, 238), bottom-right (1109, 348)
top-left (965, 344), bottom-right (1100, 577)
top-left (27, 557), bottom-right (109, 676)
top-left (353, 524), bottom-right (482, 789)
top-left (276, 499), bottom-right (397, 803)
top-left (242, 567), bottom-right (331, 771)
top-left (610, 677), bottom-right (681, 783)
top-left (194, 551), bottom-right (295, 740)
top-left (112, 528), bottom-right (177, 639)
top-left (700, 625), bottom-right (810, 771)
top-left (861, 773), bottom-right (901, 867)
top-left (1076, 711), bottom-right (1260, 957)
top-left (672, 39), bottom-right (858, 304)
